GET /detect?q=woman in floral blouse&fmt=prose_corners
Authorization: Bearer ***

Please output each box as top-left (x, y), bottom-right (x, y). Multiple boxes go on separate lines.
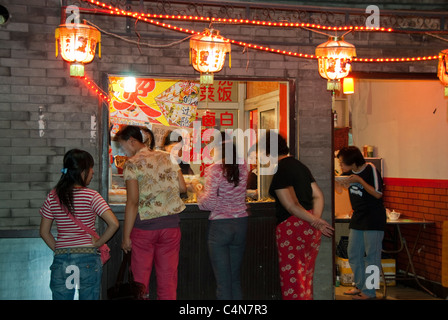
top-left (115, 126), bottom-right (186, 300)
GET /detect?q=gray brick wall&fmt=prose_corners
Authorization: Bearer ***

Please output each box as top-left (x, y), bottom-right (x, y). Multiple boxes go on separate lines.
top-left (0, 0), bottom-right (103, 229)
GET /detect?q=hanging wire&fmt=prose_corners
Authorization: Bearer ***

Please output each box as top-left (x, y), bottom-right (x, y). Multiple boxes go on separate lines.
top-left (341, 29), bottom-right (354, 38)
top-left (84, 19), bottom-right (195, 49)
top-left (82, 14), bottom-right (440, 63)
top-left (300, 25), bottom-right (334, 38)
top-left (425, 32), bottom-right (448, 43)
top-left (300, 25), bottom-right (355, 39)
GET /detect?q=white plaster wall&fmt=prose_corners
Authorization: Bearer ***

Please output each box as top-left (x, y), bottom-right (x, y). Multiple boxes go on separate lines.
top-left (350, 79), bottom-right (448, 179)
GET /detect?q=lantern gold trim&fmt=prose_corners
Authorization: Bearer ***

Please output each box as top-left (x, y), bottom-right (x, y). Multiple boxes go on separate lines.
top-left (437, 49), bottom-right (448, 96)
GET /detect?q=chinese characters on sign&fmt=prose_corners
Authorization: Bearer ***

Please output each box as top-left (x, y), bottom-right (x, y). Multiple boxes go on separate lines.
top-left (202, 111), bottom-right (234, 127)
top-left (202, 111), bottom-right (216, 126)
top-left (109, 77), bottom-right (199, 128)
top-left (200, 81), bottom-right (237, 102)
top-left (220, 112), bottom-right (233, 126)
top-left (109, 77), bottom-right (239, 178)
top-left (199, 81), bottom-right (237, 128)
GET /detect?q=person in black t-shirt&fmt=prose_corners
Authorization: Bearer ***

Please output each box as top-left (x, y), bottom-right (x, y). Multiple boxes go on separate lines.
top-left (260, 131), bottom-right (333, 300)
top-left (337, 146), bottom-right (386, 300)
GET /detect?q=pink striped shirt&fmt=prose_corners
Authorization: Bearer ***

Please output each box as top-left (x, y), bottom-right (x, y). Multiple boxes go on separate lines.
top-left (40, 188), bottom-right (111, 249)
top-left (197, 163), bottom-right (248, 220)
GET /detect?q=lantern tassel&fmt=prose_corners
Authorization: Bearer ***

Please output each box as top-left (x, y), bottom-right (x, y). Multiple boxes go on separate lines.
top-left (98, 33), bottom-right (101, 58)
top-left (229, 52), bottom-right (231, 69)
top-left (55, 29), bottom-right (59, 57)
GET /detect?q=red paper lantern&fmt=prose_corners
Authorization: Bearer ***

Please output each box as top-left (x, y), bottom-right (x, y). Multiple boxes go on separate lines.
top-left (55, 23), bottom-right (101, 77)
top-left (316, 36), bottom-right (356, 90)
top-left (190, 29), bottom-right (231, 85)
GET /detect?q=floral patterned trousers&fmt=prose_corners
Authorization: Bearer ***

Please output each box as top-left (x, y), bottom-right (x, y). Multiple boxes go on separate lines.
top-left (276, 215), bottom-right (322, 300)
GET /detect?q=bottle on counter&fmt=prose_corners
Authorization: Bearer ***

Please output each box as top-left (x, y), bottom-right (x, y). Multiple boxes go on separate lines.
top-left (367, 145), bottom-right (374, 157)
top-left (335, 264), bottom-right (341, 287)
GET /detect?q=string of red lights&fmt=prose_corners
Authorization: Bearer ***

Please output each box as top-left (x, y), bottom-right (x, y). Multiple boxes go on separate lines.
top-left (78, 0), bottom-right (442, 63)
top-left (81, 74), bottom-right (111, 102)
top-left (74, 2), bottom-right (445, 101)
top-left (78, 0), bottom-right (399, 33)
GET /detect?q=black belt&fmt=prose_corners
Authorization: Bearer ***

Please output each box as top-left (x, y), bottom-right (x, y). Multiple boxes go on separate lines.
top-left (54, 247), bottom-right (98, 255)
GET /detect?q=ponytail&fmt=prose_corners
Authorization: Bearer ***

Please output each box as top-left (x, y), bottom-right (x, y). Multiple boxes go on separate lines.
top-left (220, 132), bottom-right (240, 187)
top-left (55, 149), bottom-right (94, 214)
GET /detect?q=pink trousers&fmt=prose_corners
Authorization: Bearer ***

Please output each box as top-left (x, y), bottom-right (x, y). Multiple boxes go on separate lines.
top-left (130, 227), bottom-right (181, 300)
top-left (276, 215), bottom-right (321, 300)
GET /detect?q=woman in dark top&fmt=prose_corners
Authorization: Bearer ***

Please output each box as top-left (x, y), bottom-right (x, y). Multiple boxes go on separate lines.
top-left (337, 146), bottom-right (386, 300)
top-left (262, 131), bottom-right (333, 300)
top-left (162, 130), bottom-right (194, 175)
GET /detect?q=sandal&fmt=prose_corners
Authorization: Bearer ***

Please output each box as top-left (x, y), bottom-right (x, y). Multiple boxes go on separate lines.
top-left (352, 292), bottom-right (376, 300)
top-left (343, 288), bottom-right (361, 295)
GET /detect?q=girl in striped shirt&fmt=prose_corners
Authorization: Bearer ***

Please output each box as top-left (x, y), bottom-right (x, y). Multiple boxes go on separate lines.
top-left (40, 149), bottom-right (119, 300)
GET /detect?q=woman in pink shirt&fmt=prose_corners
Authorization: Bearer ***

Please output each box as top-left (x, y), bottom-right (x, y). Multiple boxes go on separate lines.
top-left (195, 132), bottom-right (248, 300)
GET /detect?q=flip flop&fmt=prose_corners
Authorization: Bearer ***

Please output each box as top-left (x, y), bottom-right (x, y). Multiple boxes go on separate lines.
top-left (343, 288), bottom-right (361, 295)
top-left (352, 293), bottom-right (376, 300)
